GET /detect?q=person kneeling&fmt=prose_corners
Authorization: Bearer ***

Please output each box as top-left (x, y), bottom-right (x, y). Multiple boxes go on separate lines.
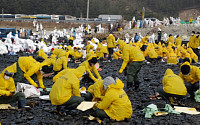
top-left (157, 69), bottom-right (187, 104)
top-left (0, 71), bottom-right (26, 109)
top-left (91, 76), bottom-right (132, 121)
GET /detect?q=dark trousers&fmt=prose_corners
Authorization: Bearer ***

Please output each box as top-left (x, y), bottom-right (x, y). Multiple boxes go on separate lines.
top-left (93, 108), bottom-right (109, 119)
top-left (185, 82), bottom-right (199, 98)
top-left (108, 48), bottom-right (113, 60)
top-left (127, 61), bottom-right (144, 83)
top-left (157, 87), bottom-right (186, 103)
top-left (145, 56), bottom-right (161, 62)
top-left (84, 92), bottom-right (93, 101)
top-left (0, 92), bottom-right (25, 104)
top-left (57, 96), bottom-right (83, 111)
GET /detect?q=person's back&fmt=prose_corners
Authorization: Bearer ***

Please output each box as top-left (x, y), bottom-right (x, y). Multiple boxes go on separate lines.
top-left (106, 34), bottom-right (115, 48)
top-left (163, 69), bottom-right (187, 95)
top-left (96, 78), bottom-right (132, 121)
top-left (18, 56), bottom-right (40, 73)
top-left (167, 49), bottom-right (177, 64)
top-left (50, 72), bottom-right (80, 105)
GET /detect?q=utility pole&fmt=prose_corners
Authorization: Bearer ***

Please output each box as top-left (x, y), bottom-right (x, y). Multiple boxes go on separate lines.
top-left (86, 0), bottom-right (89, 20)
top-left (2, 8), bottom-right (4, 19)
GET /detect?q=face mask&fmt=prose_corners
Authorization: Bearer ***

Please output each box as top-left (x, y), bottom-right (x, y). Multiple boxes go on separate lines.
top-left (79, 77), bottom-right (83, 81)
top-left (191, 34), bottom-right (194, 36)
top-left (97, 50), bottom-right (100, 52)
top-left (78, 50), bottom-right (81, 53)
top-left (4, 75), bottom-right (10, 80)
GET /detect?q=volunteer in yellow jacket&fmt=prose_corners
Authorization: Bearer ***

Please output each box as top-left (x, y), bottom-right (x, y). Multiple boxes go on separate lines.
top-left (49, 66), bottom-right (86, 112)
top-left (175, 35), bottom-right (182, 46)
top-left (93, 76), bottom-right (132, 121)
top-left (3, 56), bottom-right (52, 91)
top-left (117, 40), bottom-right (145, 90)
top-left (157, 69), bottom-right (187, 104)
top-left (166, 34), bottom-right (174, 45)
top-left (85, 79), bottom-right (106, 101)
top-left (179, 62), bottom-right (200, 99)
top-left (53, 51), bottom-right (69, 72)
top-left (0, 71), bottom-right (26, 109)
top-left (38, 49), bottom-right (47, 60)
top-left (79, 56), bottom-right (101, 82)
top-left (167, 49), bottom-right (177, 64)
top-left (68, 35), bottom-right (74, 46)
top-left (188, 31), bottom-right (197, 54)
top-left (106, 34), bottom-right (116, 61)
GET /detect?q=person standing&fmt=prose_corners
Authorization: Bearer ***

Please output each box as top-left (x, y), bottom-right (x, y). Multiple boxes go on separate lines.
top-left (106, 34), bottom-right (116, 62)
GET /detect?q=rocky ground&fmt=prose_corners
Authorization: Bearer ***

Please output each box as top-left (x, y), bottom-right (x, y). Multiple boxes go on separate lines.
top-left (0, 54), bottom-right (200, 124)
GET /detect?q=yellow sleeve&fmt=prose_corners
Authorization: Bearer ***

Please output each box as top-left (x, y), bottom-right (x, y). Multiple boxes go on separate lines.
top-left (62, 57), bottom-right (68, 69)
top-left (92, 66), bottom-right (101, 80)
top-left (53, 58), bottom-right (62, 71)
top-left (37, 71), bottom-right (45, 89)
top-left (93, 81), bottom-right (102, 98)
top-left (24, 68), bottom-right (39, 88)
top-left (87, 69), bottom-right (97, 82)
top-left (120, 49), bottom-right (129, 72)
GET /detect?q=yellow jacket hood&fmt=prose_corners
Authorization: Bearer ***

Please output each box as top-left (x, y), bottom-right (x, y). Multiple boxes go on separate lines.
top-left (164, 69), bottom-right (174, 76)
top-left (108, 78), bottom-right (124, 89)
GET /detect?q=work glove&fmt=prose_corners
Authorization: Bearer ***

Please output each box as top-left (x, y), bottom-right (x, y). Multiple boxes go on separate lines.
top-left (118, 69), bottom-right (123, 75)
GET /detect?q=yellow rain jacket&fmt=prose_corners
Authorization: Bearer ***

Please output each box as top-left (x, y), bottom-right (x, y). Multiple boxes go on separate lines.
top-left (162, 47), bottom-right (169, 57)
top-left (49, 67), bottom-right (86, 105)
top-left (167, 36), bottom-right (175, 44)
top-left (117, 40), bottom-right (145, 73)
top-left (194, 36), bottom-right (200, 49)
top-left (38, 49), bottom-right (47, 59)
top-left (175, 37), bottom-right (182, 46)
top-left (98, 42), bottom-right (108, 54)
top-left (52, 68), bottom-right (75, 82)
top-left (53, 55), bottom-right (69, 72)
top-left (88, 79), bottom-right (106, 99)
top-left (179, 62), bottom-right (200, 92)
top-left (52, 48), bottom-right (63, 57)
top-left (95, 49), bottom-right (104, 59)
top-left (188, 35), bottom-right (196, 48)
top-left (180, 48), bottom-right (191, 62)
top-left (74, 50), bottom-right (83, 59)
top-left (187, 48), bottom-right (198, 63)
top-left (18, 56), bottom-right (45, 89)
top-left (143, 48), bottom-right (158, 58)
top-left (96, 79), bottom-right (132, 121)
top-left (41, 55), bottom-right (56, 66)
top-left (141, 36), bottom-right (148, 45)
top-left (113, 51), bottom-right (122, 60)
top-left (69, 36), bottom-right (74, 41)
top-left (86, 44), bottom-right (94, 53)
top-left (79, 60), bottom-right (101, 82)
top-left (106, 34), bottom-right (115, 48)
top-left (0, 73), bottom-right (15, 96)
top-left (155, 47), bottom-right (163, 57)
top-left (167, 49), bottom-right (177, 64)
top-left (163, 69), bottom-right (187, 95)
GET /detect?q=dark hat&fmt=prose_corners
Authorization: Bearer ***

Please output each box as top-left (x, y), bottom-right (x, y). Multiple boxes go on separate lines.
top-left (181, 65), bottom-right (190, 75)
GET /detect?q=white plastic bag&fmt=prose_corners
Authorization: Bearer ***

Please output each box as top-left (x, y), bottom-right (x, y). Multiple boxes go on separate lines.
top-left (16, 83), bottom-right (40, 98)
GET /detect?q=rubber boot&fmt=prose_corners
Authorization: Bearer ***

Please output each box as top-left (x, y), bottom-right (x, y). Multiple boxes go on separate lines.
top-left (125, 82), bottom-right (133, 93)
top-left (134, 81), bottom-right (140, 91)
top-left (18, 100), bottom-right (26, 109)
